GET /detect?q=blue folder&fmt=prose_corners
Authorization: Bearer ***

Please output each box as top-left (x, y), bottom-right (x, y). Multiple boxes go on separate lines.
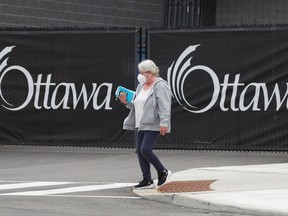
top-left (115, 86), bottom-right (135, 103)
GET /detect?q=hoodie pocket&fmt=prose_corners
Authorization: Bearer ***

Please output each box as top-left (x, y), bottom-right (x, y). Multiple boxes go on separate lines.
top-left (140, 109), bottom-right (156, 125)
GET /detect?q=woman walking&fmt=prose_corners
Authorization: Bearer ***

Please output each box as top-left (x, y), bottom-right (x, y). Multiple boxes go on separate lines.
top-left (119, 59), bottom-right (172, 189)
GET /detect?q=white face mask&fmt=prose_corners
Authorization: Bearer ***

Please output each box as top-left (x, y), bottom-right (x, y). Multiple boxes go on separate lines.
top-left (137, 74), bottom-right (147, 84)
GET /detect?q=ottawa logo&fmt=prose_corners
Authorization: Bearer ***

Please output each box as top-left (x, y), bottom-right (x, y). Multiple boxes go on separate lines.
top-left (0, 46), bottom-right (113, 111)
top-left (168, 45), bottom-right (288, 113)
top-left (167, 45), bottom-right (219, 113)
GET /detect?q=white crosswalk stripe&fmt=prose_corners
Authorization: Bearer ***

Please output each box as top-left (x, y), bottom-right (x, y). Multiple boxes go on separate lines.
top-left (0, 181), bottom-right (137, 198)
top-left (2, 183), bottom-right (135, 196)
top-left (0, 181), bottom-right (73, 190)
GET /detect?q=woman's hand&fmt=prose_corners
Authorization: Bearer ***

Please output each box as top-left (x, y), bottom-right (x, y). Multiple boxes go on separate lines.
top-left (119, 93), bottom-right (127, 105)
top-left (160, 126), bottom-right (168, 136)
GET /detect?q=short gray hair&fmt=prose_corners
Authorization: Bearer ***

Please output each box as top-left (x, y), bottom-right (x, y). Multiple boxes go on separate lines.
top-left (138, 59), bottom-right (159, 77)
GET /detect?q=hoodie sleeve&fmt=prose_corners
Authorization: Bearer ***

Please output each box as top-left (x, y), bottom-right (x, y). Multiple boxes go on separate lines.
top-left (155, 81), bottom-right (172, 127)
top-left (124, 103), bottom-right (133, 109)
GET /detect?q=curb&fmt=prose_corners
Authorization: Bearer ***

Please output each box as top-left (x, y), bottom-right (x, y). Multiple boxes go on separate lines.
top-left (133, 190), bottom-right (287, 216)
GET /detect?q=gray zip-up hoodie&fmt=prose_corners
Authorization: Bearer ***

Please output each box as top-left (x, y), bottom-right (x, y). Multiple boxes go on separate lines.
top-left (123, 78), bottom-right (171, 132)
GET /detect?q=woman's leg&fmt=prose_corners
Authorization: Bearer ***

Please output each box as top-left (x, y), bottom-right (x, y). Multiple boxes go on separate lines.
top-left (136, 131), bottom-right (151, 180)
top-left (139, 131), bottom-right (165, 174)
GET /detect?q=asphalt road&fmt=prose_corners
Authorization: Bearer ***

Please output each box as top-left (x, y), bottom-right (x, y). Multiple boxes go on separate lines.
top-left (0, 145), bottom-right (287, 216)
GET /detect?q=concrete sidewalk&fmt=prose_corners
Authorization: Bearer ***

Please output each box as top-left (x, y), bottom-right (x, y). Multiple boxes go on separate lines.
top-left (133, 163), bottom-right (288, 216)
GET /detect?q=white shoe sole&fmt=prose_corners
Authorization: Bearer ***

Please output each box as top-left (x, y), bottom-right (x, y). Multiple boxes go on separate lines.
top-left (133, 184), bottom-right (155, 190)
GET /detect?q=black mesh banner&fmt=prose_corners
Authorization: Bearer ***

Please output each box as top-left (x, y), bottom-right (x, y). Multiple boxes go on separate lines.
top-left (0, 28), bottom-right (137, 147)
top-left (148, 27), bottom-right (288, 151)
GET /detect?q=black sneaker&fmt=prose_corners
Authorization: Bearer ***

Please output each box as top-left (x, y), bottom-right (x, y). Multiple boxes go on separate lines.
top-left (133, 179), bottom-right (155, 190)
top-left (157, 169), bottom-right (172, 186)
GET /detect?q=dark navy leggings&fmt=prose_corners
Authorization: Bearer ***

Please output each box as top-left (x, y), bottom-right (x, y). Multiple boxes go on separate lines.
top-left (136, 130), bottom-right (165, 180)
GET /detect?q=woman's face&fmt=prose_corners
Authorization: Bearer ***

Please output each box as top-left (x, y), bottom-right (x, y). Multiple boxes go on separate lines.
top-left (140, 71), bottom-right (153, 83)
